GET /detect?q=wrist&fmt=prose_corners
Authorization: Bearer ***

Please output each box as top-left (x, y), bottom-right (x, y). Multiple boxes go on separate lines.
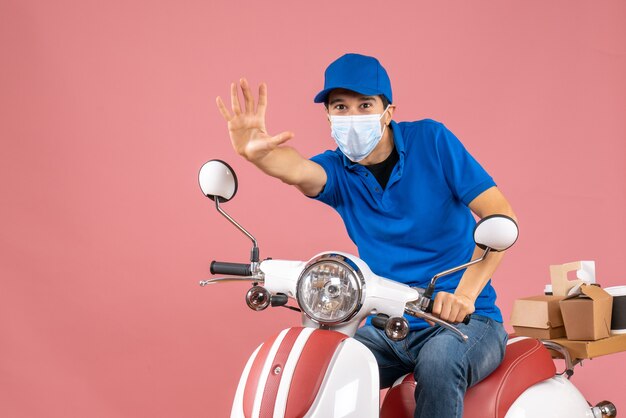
top-left (453, 291), bottom-right (476, 304)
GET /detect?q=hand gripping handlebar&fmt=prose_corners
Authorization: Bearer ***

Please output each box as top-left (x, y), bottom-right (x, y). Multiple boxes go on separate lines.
top-left (424, 298), bottom-right (471, 325)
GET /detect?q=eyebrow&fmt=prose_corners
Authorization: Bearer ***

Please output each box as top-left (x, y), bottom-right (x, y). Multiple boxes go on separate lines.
top-left (329, 96), bottom-right (377, 105)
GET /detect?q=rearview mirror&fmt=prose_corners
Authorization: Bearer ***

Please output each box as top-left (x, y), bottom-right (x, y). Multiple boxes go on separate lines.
top-left (474, 215), bottom-right (519, 252)
top-left (198, 160), bottom-right (238, 202)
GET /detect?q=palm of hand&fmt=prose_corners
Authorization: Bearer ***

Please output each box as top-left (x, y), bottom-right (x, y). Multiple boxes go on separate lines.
top-left (217, 79), bottom-right (293, 162)
top-left (227, 114), bottom-right (271, 160)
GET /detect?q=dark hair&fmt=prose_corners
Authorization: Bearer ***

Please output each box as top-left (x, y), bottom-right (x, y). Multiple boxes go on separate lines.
top-left (380, 95), bottom-right (391, 108)
top-left (324, 94), bottom-right (390, 109)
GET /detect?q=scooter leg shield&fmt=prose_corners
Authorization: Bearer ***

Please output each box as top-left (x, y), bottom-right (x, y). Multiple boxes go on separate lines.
top-left (230, 327), bottom-right (380, 418)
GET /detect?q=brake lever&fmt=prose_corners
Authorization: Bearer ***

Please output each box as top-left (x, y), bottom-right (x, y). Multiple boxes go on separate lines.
top-left (199, 276), bottom-right (263, 286)
top-left (405, 302), bottom-right (469, 342)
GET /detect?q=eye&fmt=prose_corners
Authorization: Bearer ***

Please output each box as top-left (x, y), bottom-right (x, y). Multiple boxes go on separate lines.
top-left (360, 103), bottom-right (373, 109)
top-left (333, 104), bottom-right (346, 110)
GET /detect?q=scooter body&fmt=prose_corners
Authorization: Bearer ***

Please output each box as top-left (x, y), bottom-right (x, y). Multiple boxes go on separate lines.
top-left (229, 327), bottom-right (600, 418)
top-left (505, 375), bottom-right (594, 418)
top-left (227, 258), bottom-right (606, 418)
top-left (197, 159), bottom-right (616, 418)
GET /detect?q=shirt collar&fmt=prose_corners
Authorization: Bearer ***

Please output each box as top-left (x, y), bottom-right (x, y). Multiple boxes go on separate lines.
top-left (339, 120), bottom-right (405, 169)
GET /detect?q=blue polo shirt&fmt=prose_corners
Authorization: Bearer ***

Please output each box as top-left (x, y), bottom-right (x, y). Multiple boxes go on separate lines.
top-left (310, 119), bottom-right (502, 330)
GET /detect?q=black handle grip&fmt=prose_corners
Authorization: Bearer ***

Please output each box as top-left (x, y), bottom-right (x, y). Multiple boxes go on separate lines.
top-left (425, 299), bottom-right (471, 325)
top-left (270, 293), bottom-right (289, 307)
top-left (372, 314), bottom-right (389, 331)
top-left (210, 261), bottom-right (251, 276)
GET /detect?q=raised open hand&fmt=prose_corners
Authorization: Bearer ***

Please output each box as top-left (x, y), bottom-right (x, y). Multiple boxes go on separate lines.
top-left (216, 79), bottom-right (294, 163)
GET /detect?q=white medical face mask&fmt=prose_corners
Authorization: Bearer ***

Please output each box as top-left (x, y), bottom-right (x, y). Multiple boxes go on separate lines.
top-left (329, 106), bottom-right (390, 162)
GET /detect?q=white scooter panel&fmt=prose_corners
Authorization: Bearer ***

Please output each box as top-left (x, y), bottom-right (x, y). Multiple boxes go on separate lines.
top-left (231, 327), bottom-right (379, 418)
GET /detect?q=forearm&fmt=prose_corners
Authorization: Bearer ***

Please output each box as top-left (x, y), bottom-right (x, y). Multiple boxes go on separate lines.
top-left (248, 146), bottom-right (326, 196)
top-left (454, 246), bottom-right (506, 301)
top-left (457, 186), bottom-right (518, 302)
top-left (249, 146), bottom-right (305, 183)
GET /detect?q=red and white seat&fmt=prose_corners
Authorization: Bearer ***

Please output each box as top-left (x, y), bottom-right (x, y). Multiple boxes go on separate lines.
top-left (380, 336), bottom-right (557, 418)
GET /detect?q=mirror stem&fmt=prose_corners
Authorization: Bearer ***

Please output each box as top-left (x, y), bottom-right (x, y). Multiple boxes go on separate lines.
top-left (215, 199), bottom-right (259, 263)
top-left (422, 247), bottom-right (491, 302)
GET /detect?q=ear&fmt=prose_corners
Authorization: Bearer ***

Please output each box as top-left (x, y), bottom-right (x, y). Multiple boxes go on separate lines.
top-left (323, 106), bottom-right (332, 125)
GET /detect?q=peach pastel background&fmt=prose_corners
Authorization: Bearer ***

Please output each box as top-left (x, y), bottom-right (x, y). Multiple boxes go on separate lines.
top-left (1, 1), bottom-right (625, 416)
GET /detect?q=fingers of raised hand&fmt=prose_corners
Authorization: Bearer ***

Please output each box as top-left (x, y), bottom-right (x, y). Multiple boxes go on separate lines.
top-left (268, 131), bottom-right (294, 148)
top-left (257, 83), bottom-right (267, 116)
top-left (217, 80), bottom-right (267, 126)
top-left (216, 96), bottom-right (232, 121)
top-left (230, 82), bottom-right (242, 115)
top-left (239, 78), bottom-right (255, 114)
top-left (223, 79), bottom-right (265, 118)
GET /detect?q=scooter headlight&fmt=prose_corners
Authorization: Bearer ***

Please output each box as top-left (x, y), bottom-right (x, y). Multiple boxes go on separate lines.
top-left (296, 253), bottom-right (364, 325)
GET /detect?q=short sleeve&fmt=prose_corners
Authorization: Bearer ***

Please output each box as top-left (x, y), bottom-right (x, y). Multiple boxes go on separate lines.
top-left (435, 124), bottom-right (496, 206)
top-left (309, 150), bottom-right (342, 207)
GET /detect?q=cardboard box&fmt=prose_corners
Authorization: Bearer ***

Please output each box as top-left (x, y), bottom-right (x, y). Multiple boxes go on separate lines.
top-left (549, 260), bottom-right (595, 296)
top-left (548, 333), bottom-right (626, 359)
top-left (511, 295), bottom-right (566, 339)
top-left (559, 284), bottom-right (613, 341)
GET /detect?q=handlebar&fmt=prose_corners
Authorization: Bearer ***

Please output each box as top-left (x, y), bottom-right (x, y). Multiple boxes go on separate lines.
top-left (371, 314), bottom-right (390, 330)
top-left (372, 308), bottom-right (469, 342)
top-left (210, 261), bottom-right (251, 276)
top-left (405, 302), bottom-right (469, 342)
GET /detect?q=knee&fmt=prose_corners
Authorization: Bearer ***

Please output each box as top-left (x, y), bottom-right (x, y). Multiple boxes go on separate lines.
top-left (413, 341), bottom-right (466, 389)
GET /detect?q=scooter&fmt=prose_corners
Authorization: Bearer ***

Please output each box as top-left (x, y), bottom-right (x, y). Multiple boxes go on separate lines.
top-left (197, 159), bottom-right (618, 418)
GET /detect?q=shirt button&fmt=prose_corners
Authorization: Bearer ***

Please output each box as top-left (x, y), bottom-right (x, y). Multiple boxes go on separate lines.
top-left (375, 187), bottom-right (380, 193)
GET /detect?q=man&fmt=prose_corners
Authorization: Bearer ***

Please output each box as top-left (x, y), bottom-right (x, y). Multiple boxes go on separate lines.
top-left (216, 53), bottom-right (516, 417)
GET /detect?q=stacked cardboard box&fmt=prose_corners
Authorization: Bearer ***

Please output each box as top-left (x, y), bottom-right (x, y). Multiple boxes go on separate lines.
top-left (511, 261), bottom-right (626, 359)
top-left (511, 295), bottom-right (565, 339)
top-left (559, 284), bottom-right (612, 340)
